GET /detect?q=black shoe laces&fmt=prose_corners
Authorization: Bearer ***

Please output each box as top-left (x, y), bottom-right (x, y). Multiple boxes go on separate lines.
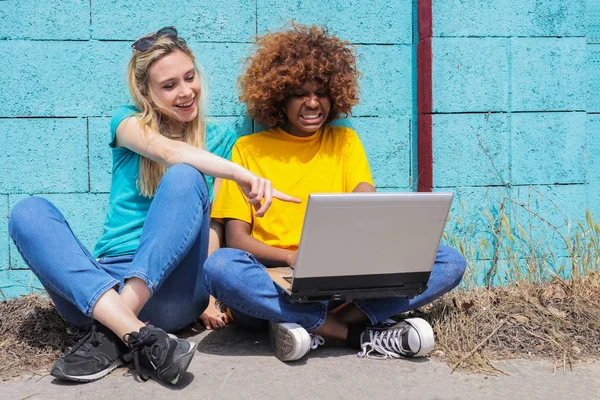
top-left (68, 324), bottom-right (101, 355)
top-left (123, 331), bottom-right (158, 382)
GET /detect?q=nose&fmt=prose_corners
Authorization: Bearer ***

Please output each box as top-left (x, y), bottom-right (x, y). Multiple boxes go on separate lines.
top-left (180, 83), bottom-right (193, 98)
top-left (305, 93), bottom-right (319, 108)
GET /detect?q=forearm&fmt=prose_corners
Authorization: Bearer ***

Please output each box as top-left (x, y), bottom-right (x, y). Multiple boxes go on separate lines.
top-left (117, 118), bottom-right (245, 181)
top-left (208, 220), bottom-right (224, 256)
top-left (165, 141), bottom-right (246, 181)
top-left (227, 227), bottom-right (294, 267)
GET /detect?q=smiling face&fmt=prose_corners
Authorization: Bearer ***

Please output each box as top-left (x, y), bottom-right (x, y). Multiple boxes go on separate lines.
top-left (281, 81), bottom-right (331, 137)
top-left (147, 49), bottom-right (200, 124)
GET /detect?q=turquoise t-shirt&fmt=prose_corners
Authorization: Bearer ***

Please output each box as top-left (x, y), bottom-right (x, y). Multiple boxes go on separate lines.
top-left (93, 106), bottom-right (238, 258)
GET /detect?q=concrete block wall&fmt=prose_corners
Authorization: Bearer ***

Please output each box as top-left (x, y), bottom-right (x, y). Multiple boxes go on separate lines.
top-left (0, 0), bottom-right (415, 297)
top-left (432, 0), bottom-right (597, 285)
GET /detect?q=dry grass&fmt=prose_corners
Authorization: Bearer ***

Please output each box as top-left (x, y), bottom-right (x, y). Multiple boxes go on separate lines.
top-left (0, 295), bottom-right (81, 380)
top-left (421, 272), bottom-right (600, 374)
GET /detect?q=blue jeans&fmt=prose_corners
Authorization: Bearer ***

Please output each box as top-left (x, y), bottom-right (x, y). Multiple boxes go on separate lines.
top-left (8, 164), bottom-right (210, 333)
top-left (204, 246), bottom-right (466, 331)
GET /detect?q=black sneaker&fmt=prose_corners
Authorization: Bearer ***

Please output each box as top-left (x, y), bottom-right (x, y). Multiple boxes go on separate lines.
top-left (357, 318), bottom-right (435, 359)
top-left (50, 322), bottom-right (130, 382)
top-left (123, 325), bottom-right (196, 385)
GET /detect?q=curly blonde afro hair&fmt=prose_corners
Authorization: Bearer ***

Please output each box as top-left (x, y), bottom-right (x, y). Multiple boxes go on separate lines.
top-left (239, 23), bottom-right (360, 127)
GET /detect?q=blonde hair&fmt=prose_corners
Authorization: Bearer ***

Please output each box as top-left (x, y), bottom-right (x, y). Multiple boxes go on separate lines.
top-left (127, 34), bottom-right (208, 197)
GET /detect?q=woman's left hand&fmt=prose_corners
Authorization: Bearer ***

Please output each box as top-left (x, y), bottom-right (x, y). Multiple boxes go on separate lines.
top-left (199, 304), bottom-right (229, 330)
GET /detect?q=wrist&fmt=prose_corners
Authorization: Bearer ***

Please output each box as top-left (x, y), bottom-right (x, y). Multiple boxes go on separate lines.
top-left (231, 164), bottom-right (252, 184)
top-left (285, 251), bottom-right (297, 267)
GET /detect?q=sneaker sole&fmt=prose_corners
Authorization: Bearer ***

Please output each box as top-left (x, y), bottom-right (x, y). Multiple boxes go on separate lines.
top-left (50, 358), bottom-right (124, 383)
top-left (404, 318), bottom-right (435, 357)
top-left (268, 322), bottom-right (311, 362)
top-left (169, 341), bottom-right (198, 385)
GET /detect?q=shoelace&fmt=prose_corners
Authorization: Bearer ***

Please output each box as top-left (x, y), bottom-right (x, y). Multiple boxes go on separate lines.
top-left (68, 324), bottom-right (101, 354)
top-left (357, 326), bottom-right (408, 360)
top-left (123, 331), bottom-right (158, 382)
top-left (310, 333), bottom-right (325, 350)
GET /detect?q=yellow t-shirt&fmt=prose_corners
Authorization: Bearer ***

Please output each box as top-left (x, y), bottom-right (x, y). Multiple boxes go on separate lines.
top-left (211, 125), bottom-right (374, 251)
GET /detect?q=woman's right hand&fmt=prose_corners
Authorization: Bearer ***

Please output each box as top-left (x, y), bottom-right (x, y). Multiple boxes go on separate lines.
top-left (233, 168), bottom-right (301, 217)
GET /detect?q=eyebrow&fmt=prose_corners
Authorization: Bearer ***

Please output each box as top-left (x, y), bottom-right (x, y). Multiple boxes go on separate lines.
top-left (158, 68), bottom-right (196, 85)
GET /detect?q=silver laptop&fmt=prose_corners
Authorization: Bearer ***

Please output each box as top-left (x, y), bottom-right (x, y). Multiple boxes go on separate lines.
top-left (266, 192), bottom-right (453, 303)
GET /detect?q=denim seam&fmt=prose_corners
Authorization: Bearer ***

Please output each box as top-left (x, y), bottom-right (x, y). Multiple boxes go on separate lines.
top-left (12, 242), bottom-right (68, 301)
top-left (353, 299), bottom-right (378, 325)
top-left (154, 195), bottom-right (204, 290)
top-left (10, 205), bottom-right (118, 315)
top-left (11, 236), bottom-right (90, 308)
top-left (130, 182), bottom-right (207, 295)
top-left (123, 270), bottom-right (153, 292)
top-left (84, 278), bottom-right (121, 317)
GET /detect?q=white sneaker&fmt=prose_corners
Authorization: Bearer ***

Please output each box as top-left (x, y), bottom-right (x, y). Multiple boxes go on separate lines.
top-left (268, 322), bottom-right (324, 361)
top-left (357, 318), bottom-right (434, 360)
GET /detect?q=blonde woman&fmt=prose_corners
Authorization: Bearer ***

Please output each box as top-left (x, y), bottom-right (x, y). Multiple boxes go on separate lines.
top-left (8, 27), bottom-right (298, 385)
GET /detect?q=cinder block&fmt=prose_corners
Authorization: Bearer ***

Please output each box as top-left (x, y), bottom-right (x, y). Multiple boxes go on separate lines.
top-left (0, 41), bottom-right (130, 117)
top-left (511, 38), bottom-right (586, 111)
top-left (466, 256), bottom-right (572, 287)
top-left (89, 117), bottom-right (112, 193)
top-left (211, 116), bottom-right (253, 136)
top-left (0, 118), bottom-right (88, 193)
top-left (588, 45), bottom-right (600, 112)
top-left (0, 40), bottom-right (251, 118)
top-left (464, 259), bottom-right (513, 288)
top-left (334, 117), bottom-right (411, 189)
top-left (586, 184), bottom-right (600, 221)
top-left (512, 113), bottom-right (585, 185)
top-left (1, 196), bottom-right (7, 272)
top-left (188, 42), bottom-right (251, 117)
top-left (8, 193), bottom-right (110, 269)
top-left (438, 186), bottom-right (510, 261)
top-left (587, 115), bottom-right (600, 183)
top-left (588, 0), bottom-right (600, 43)
top-left (433, 113), bottom-right (510, 187)
top-left (0, 270), bottom-right (44, 299)
top-left (510, 184), bottom-right (587, 257)
top-left (354, 45), bottom-right (412, 117)
top-left (434, 0), bottom-right (585, 38)
top-left (433, 38), bottom-right (509, 112)
top-left (257, 0), bottom-right (412, 44)
top-left (0, 0), bottom-right (89, 40)
top-left (91, 0), bottom-right (254, 42)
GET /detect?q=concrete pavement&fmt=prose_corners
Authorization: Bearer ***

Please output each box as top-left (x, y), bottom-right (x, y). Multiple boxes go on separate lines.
top-left (2, 326), bottom-right (599, 400)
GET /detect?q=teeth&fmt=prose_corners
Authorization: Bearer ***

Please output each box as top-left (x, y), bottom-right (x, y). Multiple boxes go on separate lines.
top-left (176, 99), bottom-right (194, 107)
top-left (301, 114), bottom-right (320, 120)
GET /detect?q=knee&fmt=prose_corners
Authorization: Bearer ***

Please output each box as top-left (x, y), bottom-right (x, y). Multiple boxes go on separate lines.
top-left (204, 248), bottom-right (248, 292)
top-left (438, 246), bottom-right (467, 287)
top-left (8, 197), bottom-right (56, 239)
top-left (161, 164), bottom-right (209, 202)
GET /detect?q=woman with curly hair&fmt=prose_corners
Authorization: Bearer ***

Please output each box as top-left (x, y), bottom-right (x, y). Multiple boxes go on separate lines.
top-left (204, 24), bottom-right (466, 362)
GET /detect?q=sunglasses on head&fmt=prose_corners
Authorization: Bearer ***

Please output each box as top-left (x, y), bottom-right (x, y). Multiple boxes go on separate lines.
top-left (131, 26), bottom-right (184, 52)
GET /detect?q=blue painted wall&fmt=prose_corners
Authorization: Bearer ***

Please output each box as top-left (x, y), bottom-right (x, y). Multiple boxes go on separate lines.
top-left (0, 1), bottom-right (415, 297)
top-left (433, 0), bottom-right (599, 285)
top-left (2, 0), bottom-right (597, 297)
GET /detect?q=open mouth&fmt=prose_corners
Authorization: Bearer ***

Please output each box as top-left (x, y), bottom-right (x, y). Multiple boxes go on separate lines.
top-left (299, 112), bottom-right (323, 124)
top-left (175, 97), bottom-right (195, 110)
